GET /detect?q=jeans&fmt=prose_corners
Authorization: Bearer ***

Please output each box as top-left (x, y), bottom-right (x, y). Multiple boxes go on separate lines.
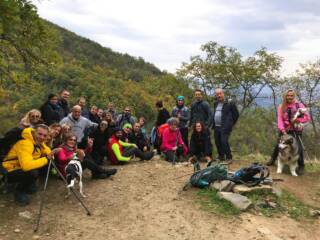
top-left (214, 127), bottom-right (232, 159)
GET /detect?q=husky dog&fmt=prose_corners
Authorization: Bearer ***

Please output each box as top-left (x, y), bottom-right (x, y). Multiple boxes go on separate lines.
top-left (277, 134), bottom-right (300, 176)
top-left (65, 155), bottom-right (85, 198)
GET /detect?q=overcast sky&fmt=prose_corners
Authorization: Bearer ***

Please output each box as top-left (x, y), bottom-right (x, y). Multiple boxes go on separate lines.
top-left (35, 0), bottom-right (320, 75)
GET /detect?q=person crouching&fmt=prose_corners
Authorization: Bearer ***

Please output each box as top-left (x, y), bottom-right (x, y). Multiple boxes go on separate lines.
top-left (160, 118), bottom-right (188, 163)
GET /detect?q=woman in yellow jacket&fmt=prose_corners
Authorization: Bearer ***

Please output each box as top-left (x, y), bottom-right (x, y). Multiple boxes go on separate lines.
top-left (2, 125), bottom-right (52, 205)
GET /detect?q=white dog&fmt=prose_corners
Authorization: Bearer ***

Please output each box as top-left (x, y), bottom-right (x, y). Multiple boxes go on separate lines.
top-left (292, 108), bottom-right (308, 130)
top-left (277, 134), bottom-right (299, 177)
top-left (65, 157), bottom-right (85, 198)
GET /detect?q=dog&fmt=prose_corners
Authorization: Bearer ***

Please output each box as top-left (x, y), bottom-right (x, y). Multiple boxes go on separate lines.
top-left (65, 156), bottom-right (85, 198)
top-left (277, 134), bottom-right (300, 176)
top-left (292, 108), bottom-right (308, 130)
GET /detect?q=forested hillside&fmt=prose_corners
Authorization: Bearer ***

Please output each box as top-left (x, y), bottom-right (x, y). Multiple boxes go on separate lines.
top-left (0, 1), bottom-right (191, 134)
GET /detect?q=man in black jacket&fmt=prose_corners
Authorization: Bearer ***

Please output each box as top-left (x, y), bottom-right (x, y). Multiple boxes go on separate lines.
top-left (58, 90), bottom-right (70, 117)
top-left (212, 88), bottom-right (239, 163)
top-left (189, 89), bottom-right (211, 128)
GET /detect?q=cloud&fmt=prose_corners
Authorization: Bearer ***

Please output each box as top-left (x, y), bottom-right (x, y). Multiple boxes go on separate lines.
top-left (34, 0), bottom-right (320, 75)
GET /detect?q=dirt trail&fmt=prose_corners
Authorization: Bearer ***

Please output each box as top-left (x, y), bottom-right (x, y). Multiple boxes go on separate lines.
top-left (0, 157), bottom-right (320, 240)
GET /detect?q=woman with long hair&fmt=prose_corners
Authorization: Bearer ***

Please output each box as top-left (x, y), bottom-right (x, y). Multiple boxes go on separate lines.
top-left (188, 121), bottom-right (212, 164)
top-left (19, 109), bottom-right (42, 128)
top-left (267, 89), bottom-right (310, 175)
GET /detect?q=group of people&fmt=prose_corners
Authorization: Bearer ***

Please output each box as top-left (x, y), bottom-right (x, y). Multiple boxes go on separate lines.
top-left (0, 87), bottom-right (310, 206)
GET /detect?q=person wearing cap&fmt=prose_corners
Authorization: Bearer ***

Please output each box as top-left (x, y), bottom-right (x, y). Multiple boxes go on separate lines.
top-left (107, 128), bottom-right (154, 165)
top-left (121, 123), bottom-right (133, 143)
top-left (172, 95), bottom-right (190, 147)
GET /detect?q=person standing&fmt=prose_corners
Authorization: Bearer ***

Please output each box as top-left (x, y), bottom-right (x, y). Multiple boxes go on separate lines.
top-left (266, 89), bottom-right (310, 175)
top-left (40, 94), bottom-right (64, 126)
top-left (58, 90), bottom-right (70, 117)
top-left (172, 96), bottom-right (190, 147)
top-left (212, 88), bottom-right (239, 163)
top-left (155, 100), bottom-right (170, 127)
top-left (189, 89), bottom-right (211, 128)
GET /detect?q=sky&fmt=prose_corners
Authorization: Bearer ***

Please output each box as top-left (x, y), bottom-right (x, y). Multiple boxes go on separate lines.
top-left (34, 0), bottom-right (320, 75)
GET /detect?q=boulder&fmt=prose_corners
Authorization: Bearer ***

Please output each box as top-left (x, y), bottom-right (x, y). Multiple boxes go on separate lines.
top-left (233, 184), bottom-right (272, 194)
top-left (218, 192), bottom-right (252, 211)
top-left (210, 180), bottom-right (235, 192)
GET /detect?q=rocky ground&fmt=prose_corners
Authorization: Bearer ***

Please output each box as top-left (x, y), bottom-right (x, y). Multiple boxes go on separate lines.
top-left (0, 156), bottom-right (320, 240)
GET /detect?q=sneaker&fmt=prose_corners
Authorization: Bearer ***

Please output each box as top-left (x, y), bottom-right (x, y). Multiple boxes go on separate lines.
top-left (103, 168), bottom-right (117, 176)
top-left (91, 173), bottom-right (109, 179)
top-left (14, 190), bottom-right (30, 206)
top-left (25, 182), bottom-right (38, 194)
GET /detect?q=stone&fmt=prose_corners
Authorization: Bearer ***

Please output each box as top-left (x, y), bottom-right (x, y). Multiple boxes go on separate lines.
top-left (272, 185), bottom-right (283, 197)
top-left (18, 211), bottom-right (32, 220)
top-left (257, 227), bottom-right (282, 240)
top-left (14, 229), bottom-right (20, 233)
top-left (233, 184), bottom-right (272, 194)
top-left (210, 180), bottom-right (235, 192)
top-left (218, 192), bottom-right (252, 211)
top-left (32, 235), bottom-right (40, 239)
top-left (310, 209), bottom-right (320, 217)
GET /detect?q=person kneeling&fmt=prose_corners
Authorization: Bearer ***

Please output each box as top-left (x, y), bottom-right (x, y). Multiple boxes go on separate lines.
top-left (188, 121), bottom-right (212, 165)
top-left (160, 118), bottom-right (188, 163)
top-left (2, 125), bottom-right (52, 205)
top-left (107, 128), bottom-right (153, 165)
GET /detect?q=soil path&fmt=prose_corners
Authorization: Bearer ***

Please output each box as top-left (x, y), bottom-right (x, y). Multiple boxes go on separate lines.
top-left (0, 157), bottom-right (319, 240)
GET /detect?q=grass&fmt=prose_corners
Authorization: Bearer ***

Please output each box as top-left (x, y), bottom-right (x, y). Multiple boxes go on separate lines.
top-left (305, 161), bottom-right (320, 173)
top-left (197, 188), bottom-right (315, 220)
top-left (197, 189), bottom-right (241, 217)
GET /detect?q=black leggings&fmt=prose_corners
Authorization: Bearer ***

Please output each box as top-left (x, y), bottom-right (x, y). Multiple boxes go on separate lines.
top-left (164, 146), bottom-right (184, 162)
top-left (7, 169), bottom-right (39, 192)
top-left (122, 146), bottom-right (153, 160)
top-left (81, 155), bottom-right (105, 174)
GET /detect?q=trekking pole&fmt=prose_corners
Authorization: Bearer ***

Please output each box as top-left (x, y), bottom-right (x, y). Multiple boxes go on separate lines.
top-left (50, 159), bottom-right (92, 216)
top-left (34, 159), bottom-right (52, 232)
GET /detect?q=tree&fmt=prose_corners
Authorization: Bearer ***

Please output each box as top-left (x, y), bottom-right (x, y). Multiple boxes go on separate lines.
top-left (177, 41), bottom-right (283, 114)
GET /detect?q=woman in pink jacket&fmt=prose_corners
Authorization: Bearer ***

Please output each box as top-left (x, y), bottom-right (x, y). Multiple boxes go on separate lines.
top-left (267, 89), bottom-right (310, 174)
top-left (160, 118), bottom-right (188, 163)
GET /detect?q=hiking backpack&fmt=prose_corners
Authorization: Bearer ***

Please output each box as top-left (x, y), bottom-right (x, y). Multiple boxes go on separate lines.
top-left (189, 164), bottom-right (228, 188)
top-left (0, 127), bottom-right (24, 176)
top-left (229, 163), bottom-right (269, 187)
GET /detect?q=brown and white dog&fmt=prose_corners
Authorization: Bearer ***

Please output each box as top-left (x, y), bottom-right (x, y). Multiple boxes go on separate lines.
top-left (277, 134), bottom-right (299, 176)
top-left (65, 156), bottom-right (85, 198)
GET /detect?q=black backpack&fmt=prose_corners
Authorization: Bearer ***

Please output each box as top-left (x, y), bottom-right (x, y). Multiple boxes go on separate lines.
top-left (0, 127), bottom-right (24, 176)
top-left (229, 163), bottom-right (269, 187)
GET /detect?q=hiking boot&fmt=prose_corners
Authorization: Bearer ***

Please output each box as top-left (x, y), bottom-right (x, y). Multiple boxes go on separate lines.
top-left (215, 155), bottom-right (225, 162)
top-left (91, 173), bottom-right (109, 179)
top-left (103, 168), bottom-right (117, 177)
top-left (14, 190), bottom-right (30, 206)
top-left (266, 158), bottom-right (276, 166)
top-left (297, 166), bottom-right (304, 176)
top-left (225, 159), bottom-right (233, 165)
top-left (25, 182), bottom-right (38, 194)
top-left (145, 152), bottom-right (154, 161)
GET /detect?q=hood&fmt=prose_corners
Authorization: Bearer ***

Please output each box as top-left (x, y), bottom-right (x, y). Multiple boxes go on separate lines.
top-left (21, 128), bottom-right (35, 144)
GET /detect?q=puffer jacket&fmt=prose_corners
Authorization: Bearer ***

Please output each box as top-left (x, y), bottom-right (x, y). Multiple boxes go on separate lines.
top-left (2, 128), bottom-right (51, 172)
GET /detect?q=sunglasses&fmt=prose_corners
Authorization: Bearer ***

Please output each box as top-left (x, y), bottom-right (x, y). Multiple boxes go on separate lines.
top-left (31, 115), bottom-right (40, 118)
